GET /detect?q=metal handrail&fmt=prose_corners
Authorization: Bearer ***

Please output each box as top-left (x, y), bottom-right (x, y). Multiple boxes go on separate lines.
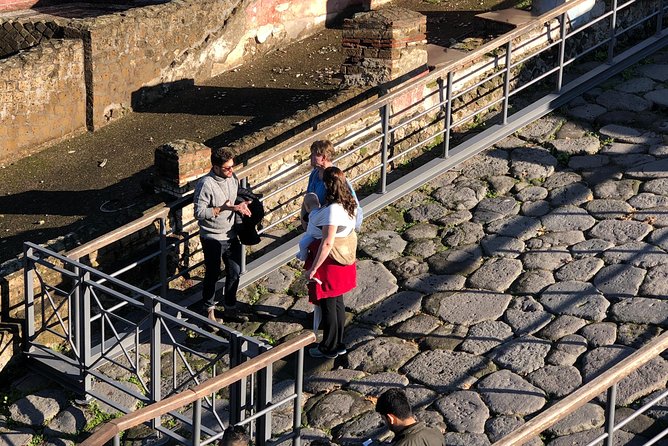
top-left (493, 331), bottom-right (668, 445)
top-left (80, 331), bottom-right (316, 446)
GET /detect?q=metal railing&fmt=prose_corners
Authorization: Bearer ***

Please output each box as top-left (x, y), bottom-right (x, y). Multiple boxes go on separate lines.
top-left (79, 331), bottom-right (315, 446)
top-left (494, 331), bottom-right (668, 445)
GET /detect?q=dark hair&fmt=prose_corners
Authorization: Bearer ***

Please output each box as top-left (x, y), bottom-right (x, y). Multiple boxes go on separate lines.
top-left (376, 388), bottom-right (413, 420)
top-left (211, 147), bottom-right (235, 167)
top-left (323, 167), bottom-right (356, 219)
top-left (220, 426), bottom-right (249, 446)
top-left (310, 140), bottom-right (335, 162)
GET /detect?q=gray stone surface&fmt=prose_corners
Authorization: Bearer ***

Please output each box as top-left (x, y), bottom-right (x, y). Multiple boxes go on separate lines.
top-left (550, 136), bottom-right (600, 155)
top-left (568, 154), bottom-right (609, 170)
top-left (570, 238), bottom-right (614, 258)
top-left (616, 77), bottom-right (656, 93)
top-left (261, 320), bottom-right (303, 341)
top-left (485, 416), bottom-right (543, 446)
top-left (634, 206), bottom-right (668, 227)
top-left (554, 257), bottom-right (604, 282)
top-left (581, 345), bottom-right (668, 405)
top-left (473, 197), bottom-right (520, 223)
top-left (601, 142), bottom-right (648, 155)
top-left (602, 241), bottom-right (668, 268)
top-left (522, 247), bottom-right (572, 271)
top-left (434, 391), bottom-right (489, 433)
top-left (526, 231), bottom-right (586, 249)
top-left (598, 124), bottom-right (661, 145)
top-left (459, 320), bottom-right (513, 355)
top-left (516, 185), bottom-right (548, 202)
top-left (643, 177), bottom-right (668, 195)
top-left (255, 293), bottom-right (294, 318)
top-left (645, 88), bottom-right (668, 107)
top-left (405, 201), bottom-right (450, 223)
top-left (402, 222), bottom-right (439, 241)
top-left (541, 206), bottom-right (596, 231)
top-left (460, 149), bottom-right (510, 179)
top-left (427, 290), bottom-right (511, 326)
top-left (480, 235), bottom-right (526, 258)
top-left (611, 298), bottom-right (668, 326)
top-left (406, 237), bottom-right (441, 259)
top-left (402, 350), bottom-right (495, 392)
top-left (518, 115), bottom-right (564, 142)
top-left (593, 179), bottom-right (640, 200)
top-left (588, 220), bottom-right (652, 245)
top-left (547, 334), bottom-right (588, 366)
top-left (626, 158), bottom-right (668, 179)
top-left (504, 296), bottom-right (553, 336)
top-left (512, 269), bottom-right (555, 295)
top-left (468, 258), bottom-right (523, 292)
top-left (544, 172), bottom-right (582, 190)
top-left (597, 90), bottom-right (652, 112)
top-left (385, 257), bottom-right (429, 281)
top-left (304, 369), bottom-right (366, 394)
top-left (487, 215), bottom-right (542, 240)
top-left (346, 372), bottom-right (409, 397)
top-left (638, 64), bottom-right (668, 82)
top-left (568, 103), bottom-right (607, 121)
top-left (488, 175), bottom-right (517, 196)
top-left (427, 245), bottom-right (484, 275)
top-left (9, 391), bottom-right (64, 426)
top-left (404, 274), bottom-right (466, 294)
top-left (477, 370), bottom-right (546, 416)
top-left (545, 403), bottom-right (604, 436)
top-left (263, 266), bottom-right (298, 293)
top-left (433, 182), bottom-right (487, 210)
top-left (421, 323), bottom-right (468, 351)
top-left (527, 365), bottom-right (582, 398)
top-left (443, 433), bottom-right (491, 446)
top-left (640, 264), bottom-right (668, 297)
top-left (44, 406), bottom-right (87, 437)
top-left (584, 199), bottom-right (633, 220)
top-left (346, 260), bottom-right (398, 312)
top-left (334, 410), bottom-right (387, 445)
top-left (347, 336), bottom-right (419, 373)
top-left (392, 313), bottom-right (442, 340)
top-left (547, 428), bottom-right (641, 446)
top-left (306, 390), bottom-right (374, 430)
top-left (488, 335), bottom-right (552, 375)
top-left (548, 183), bottom-right (593, 207)
top-left (436, 209), bottom-right (473, 227)
top-left (358, 291), bottom-right (423, 328)
top-left (579, 322), bottom-right (617, 348)
top-left (540, 281), bottom-right (609, 321)
top-left (442, 222), bottom-right (485, 247)
top-left (647, 227), bottom-right (668, 250)
top-left (521, 200), bottom-right (552, 217)
top-left (538, 315), bottom-right (587, 341)
top-left (358, 230), bottom-right (407, 261)
top-left (628, 192), bottom-right (668, 209)
top-left (510, 147), bottom-right (558, 180)
top-left (593, 264), bottom-right (646, 299)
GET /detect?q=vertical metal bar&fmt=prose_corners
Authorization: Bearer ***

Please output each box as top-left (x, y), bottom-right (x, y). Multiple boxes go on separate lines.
top-left (148, 291), bottom-right (161, 430)
top-left (658, 0), bottom-right (665, 35)
top-left (292, 347), bottom-right (304, 446)
top-left (23, 245), bottom-right (35, 349)
top-left (444, 71), bottom-right (453, 158)
top-left (256, 363), bottom-right (272, 446)
top-left (437, 78), bottom-right (447, 155)
top-left (80, 270), bottom-right (92, 399)
top-left (113, 434), bottom-right (120, 446)
top-left (70, 255), bottom-right (80, 356)
top-left (229, 335), bottom-right (243, 425)
top-left (608, 0), bottom-right (619, 63)
top-left (502, 41), bottom-right (512, 125)
top-left (605, 384), bottom-right (617, 446)
top-left (192, 398), bottom-right (202, 446)
top-left (159, 217), bottom-right (167, 300)
top-left (380, 105), bottom-right (389, 194)
top-left (557, 12), bottom-right (567, 91)
top-left (239, 177), bottom-right (248, 274)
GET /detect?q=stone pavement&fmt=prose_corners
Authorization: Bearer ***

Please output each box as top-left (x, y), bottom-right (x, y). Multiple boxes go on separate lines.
top-left (5, 51), bottom-right (668, 446)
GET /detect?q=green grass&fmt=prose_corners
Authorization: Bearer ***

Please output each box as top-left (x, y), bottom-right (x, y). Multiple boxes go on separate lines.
top-left (85, 402), bottom-right (119, 432)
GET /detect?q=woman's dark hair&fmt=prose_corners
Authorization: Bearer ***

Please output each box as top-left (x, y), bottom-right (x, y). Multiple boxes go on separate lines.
top-left (323, 167), bottom-right (356, 218)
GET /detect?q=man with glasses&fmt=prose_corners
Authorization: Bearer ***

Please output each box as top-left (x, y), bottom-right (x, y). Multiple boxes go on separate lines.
top-left (194, 147), bottom-right (251, 326)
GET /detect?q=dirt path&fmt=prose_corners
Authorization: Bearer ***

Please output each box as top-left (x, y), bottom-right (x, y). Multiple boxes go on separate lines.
top-left (0, 0), bottom-right (510, 263)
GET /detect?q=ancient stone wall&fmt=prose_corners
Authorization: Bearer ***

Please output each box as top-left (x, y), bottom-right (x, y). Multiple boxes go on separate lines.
top-left (0, 38), bottom-right (86, 162)
top-left (0, 0), bottom-right (38, 13)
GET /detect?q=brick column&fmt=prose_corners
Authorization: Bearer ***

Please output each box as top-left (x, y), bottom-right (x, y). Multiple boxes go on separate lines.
top-left (341, 7), bottom-right (427, 88)
top-left (154, 139), bottom-right (211, 197)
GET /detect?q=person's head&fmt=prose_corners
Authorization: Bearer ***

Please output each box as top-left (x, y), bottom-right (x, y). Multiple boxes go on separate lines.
top-left (220, 425), bottom-right (249, 446)
top-left (304, 192), bottom-right (321, 213)
top-left (323, 167), bottom-right (356, 219)
top-left (211, 147), bottom-right (236, 179)
top-left (376, 388), bottom-right (415, 432)
top-left (310, 140), bottom-right (335, 170)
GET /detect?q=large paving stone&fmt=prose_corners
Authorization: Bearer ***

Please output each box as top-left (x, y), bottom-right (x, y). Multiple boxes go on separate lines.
top-left (568, 103), bottom-right (607, 121)
top-left (346, 260), bottom-right (398, 313)
top-left (346, 336), bottom-right (419, 374)
top-left (358, 230), bottom-right (407, 262)
top-left (473, 197), bottom-right (520, 223)
top-left (550, 136), bottom-right (600, 155)
top-left (304, 369), bottom-right (366, 394)
top-left (554, 257), bottom-right (604, 282)
top-left (488, 175), bottom-right (517, 196)
top-left (598, 124), bottom-right (661, 145)
top-left (405, 201), bottom-right (450, 223)
top-left (545, 403), bottom-right (605, 436)
top-left (344, 325), bottom-right (383, 352)
top-left (548, 183), bottom-right (593, 207)
top-left (512, 270), bottom-right (555, 295)
top-left (385, 257), bottom-right (429, 281)
top-left (44, 406), bottom-right (87, 437)
top-left (443, 433), bottom-right (491, 446)
top-left (579, 322), bottom-right (617, 348)
top-left (436, 209), bottom-right (473, 226)
top-left (358, 291), bottom-right (423, 328)
top-left (521, 200), bottom-right (551, 217)
top-left (527, 365), bottom-right (582, 398)
top-left (434, 391), bottom-right (489, 433)
top-left (306, 390), bottom-right (374, 431)
top-left (588, 220), bottom-right (652, 245)
top-left (626, 158), bottom-right (668, 179)
top-left (638, 64), bottom-right (668, 81)
top-left (541, 206), bottom-right (596, 231)
top-left (517, 115), bottom-right (564, 142)
top-left (261, 320), bottom-right (304, 341)
top-left (402, 350), bottom-right (496, 392)
top-left (634, 206), bottom-right (668, 227)
top-left (526, 231), bottom-right (585, 249)
top-left (617, 323), bottom-right (663, 349)
top-left (427, 245), bottom-right (484, 275)
top-left (488, 335), bottom-right (552, 375)
top-left (645, 88), bottom-right (668, 107)
top-left (538, 315), bottom-right (587, 341)
top-left (392, 313), bottom-right (442, 340)
top-left (468, 258), bottom-right (523, 292)
top-left (593, 179), bottom-right (640, 200)
top-left (404, 274), bottom-right (466, 294)
top-left (521, 247), bottom-right (572, 271)
top-left (421, 322), bottom-right (468, 351)
top-left (402, 222), bottom-right (439, 241)
top-left (611, 298), bottom-right (668, 327)
top-left (597, 90), bottom-right (652, 112)
top-left (547, 427), bottom-right (643, 446)
top-left (480, 235), bottom-right (526, 258)
top-left (581, 345), bottom-right (668, 405)
top-left (568, 154), bottom-right (609, 170)
top-left (460, 148), bottom-right (510, 179)
top-left (433, 181), bottom-right (487, 210)
top-left (459, 320), bottom-right (513, 355)
top-left (477, 370), bottom-right (546, 416)
top-left (441, 222), bottom-right (485, 247)
top-left (570, 238), bottom-right (614, 258)
top-left (648, 227), bottom-right (668, 251)
top-left (516, 185), bottom-right (549, 201)
top-left (602, 241), bottom-right (668, 268)
top-left (628, 192), bottom-right (668, 209)
top-left (254, 293), bottom-right (294, 318)
top-left (485, 416), bottom-right (543, 446)
top-left (346, 371), bottom-right (409, 397)
top-left (593, 264), bottom-right (646, 299)
top-left (547, 334), bottom-right (588, 366)
top-left (584, 199), bottom-right (633, 220)
top-left (333, 410), bottom-right (387, 446)
top-left (486, 215), bottom-right (542, 240)
top-left (540, 281), bottom-right (609, 321)
top-left (425, 290), bottom-right (511, 326)
top-left (616, 77), bottom-right (656, 93)
top-left (0, 422), bottom-right (34, 446)
top-left (8, 390), bottom-right (65, 426)
top-left (543, 172), bottom-right (582, 190)
top-left (504, 296), bottom-right (553, 336)
top-left (263, 266), bottom-right (299, 293)
top-left (644, 177), bottom-right (668, 196)
top-left (601, 142), bottom-right (648, 155)
top-left (640, 264), bottom-right (668, 297)
top-left (510, 147), bottom-right (558, 180)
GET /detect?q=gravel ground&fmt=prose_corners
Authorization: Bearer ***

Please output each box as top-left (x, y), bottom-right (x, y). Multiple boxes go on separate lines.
top-left (0, 0), bottom-right (508, 263)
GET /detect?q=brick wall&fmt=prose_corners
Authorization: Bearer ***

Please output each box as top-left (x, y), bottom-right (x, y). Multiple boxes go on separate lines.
top-left (0, 38), bottom-right (86, 162)
top-left (0, 0), bottom-right (38, 13)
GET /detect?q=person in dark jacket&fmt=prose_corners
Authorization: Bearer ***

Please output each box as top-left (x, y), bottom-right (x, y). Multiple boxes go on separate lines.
top-left (376, 389), bottom-right (445, 446)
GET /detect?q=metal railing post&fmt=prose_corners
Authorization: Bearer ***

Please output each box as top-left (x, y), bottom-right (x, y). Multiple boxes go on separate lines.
top-left (159, 217), bottom-right (168, 300)
top-left (192, 398), bottom-right (202, 446)
top-left (604, 384), bottom-right (617, 446)
top-left (608, 0), bottom-right (619, 63)
top-left (444, 71), bottom-right (453, 158)
top-left (23, 245), bottom-right (35, 349)
top-left (658, 0), bottom-right (665, 35)
top-left (147, 291), bottom-right (161, 430)
top-left (502, 41), bottom-right (512, 125)
top-left (229, 335), bottom-right (245, 425)
top-left (557, 12), bottom-right (568, 91)
top-left (292, 347), bottom-right (305, 446)
top-left (256, 362), bottom-right (273, 446)
top-left (80, 270), bottom-right (92, 399)
top-left (380, 105), bottom-right (390, 194)
top-left (113, 434), bottom-right (120, 446)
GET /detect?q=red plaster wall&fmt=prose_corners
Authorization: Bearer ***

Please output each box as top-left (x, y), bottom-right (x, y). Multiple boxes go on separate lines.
top-left (0, 0), bottom-right (40, 12)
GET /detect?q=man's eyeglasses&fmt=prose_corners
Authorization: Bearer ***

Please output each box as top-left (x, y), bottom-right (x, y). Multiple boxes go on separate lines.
top-left (219, 164), bottom-right (234, 171)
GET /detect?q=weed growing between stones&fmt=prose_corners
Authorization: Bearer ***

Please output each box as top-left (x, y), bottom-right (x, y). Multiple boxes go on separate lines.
top-left (84, 401), bottom-right (119, 432)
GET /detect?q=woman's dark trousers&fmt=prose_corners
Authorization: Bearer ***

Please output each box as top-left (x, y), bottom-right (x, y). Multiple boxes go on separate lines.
top-left (318, 294), bottom-right (345, 353)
